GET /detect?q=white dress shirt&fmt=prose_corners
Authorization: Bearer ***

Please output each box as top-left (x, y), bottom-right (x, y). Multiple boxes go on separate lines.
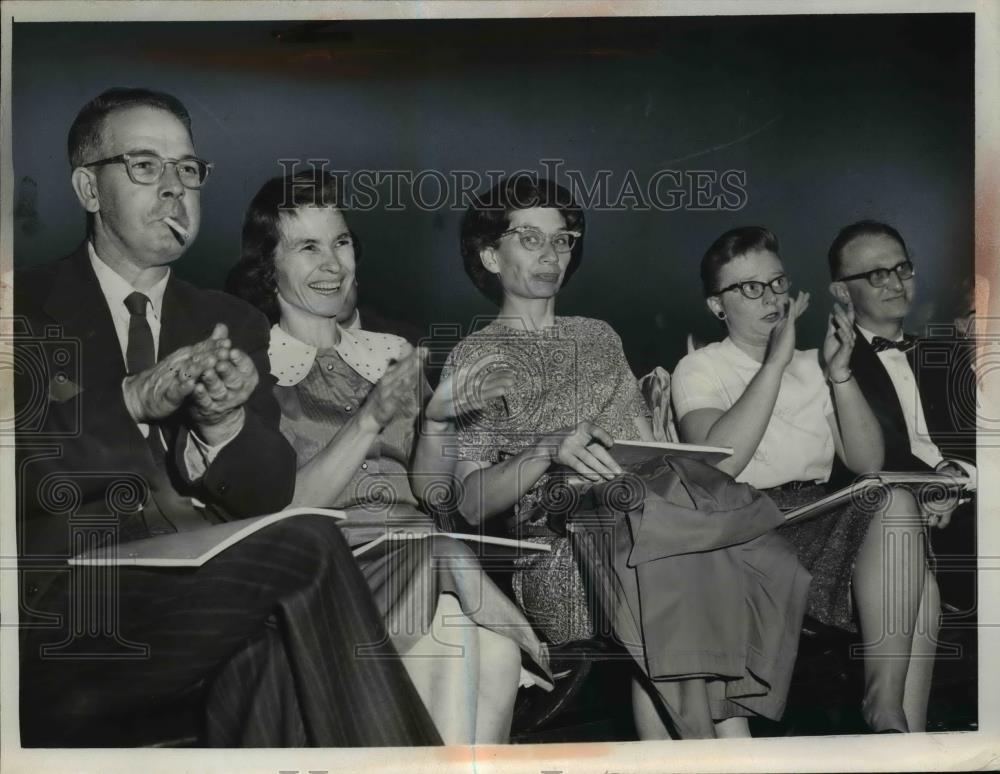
top-left (856, 324), bottom-right (944, 469)
top-left (89, 243), bottom-right (232, 480)
top-left (89, 242), bottom-right (169, 364)
top-left (856, 324), bottom-right (976, 488)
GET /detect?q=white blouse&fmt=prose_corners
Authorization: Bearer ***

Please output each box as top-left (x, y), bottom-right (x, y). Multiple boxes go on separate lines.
top-left (671, 337), bottom-right (835, 490)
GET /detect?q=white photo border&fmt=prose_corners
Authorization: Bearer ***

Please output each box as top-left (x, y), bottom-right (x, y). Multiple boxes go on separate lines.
top-left (1, 1), bottom-right (997, 772)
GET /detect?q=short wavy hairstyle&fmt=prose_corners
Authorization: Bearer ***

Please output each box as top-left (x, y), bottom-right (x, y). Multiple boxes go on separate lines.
top-left (68, 87), bottom-right (193, 168)
top-left (700, 226), bottom-right (780, 297)
top-left (225, 169), bottom-right (358, 323)
top-left (459, 175), bottom-right (585, 307)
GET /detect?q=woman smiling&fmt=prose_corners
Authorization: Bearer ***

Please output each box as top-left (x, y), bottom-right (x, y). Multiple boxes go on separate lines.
top-left (227, 171), bottom-right (549, 744)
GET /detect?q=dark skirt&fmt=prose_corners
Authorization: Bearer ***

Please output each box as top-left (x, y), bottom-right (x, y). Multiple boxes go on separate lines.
top-left (772, 482), bottom-right (877, 632)
top-left (511, 457), bottom-right (813, 729)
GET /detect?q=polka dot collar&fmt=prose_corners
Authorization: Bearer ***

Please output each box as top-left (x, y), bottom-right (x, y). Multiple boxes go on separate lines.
top-left (268, 324), bottom-right (407, 386)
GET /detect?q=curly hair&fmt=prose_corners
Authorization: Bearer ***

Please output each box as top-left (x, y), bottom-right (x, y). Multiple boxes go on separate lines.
top-left (459, 175), bottom-right (585, 307)
top-left (226, 169), bottom-right (357, 323)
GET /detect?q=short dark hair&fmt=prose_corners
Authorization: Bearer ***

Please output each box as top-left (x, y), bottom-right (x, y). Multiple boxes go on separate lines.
top-left (67, 87), bottom-right (193, 168)
top-left (700, 226), bottom-right (780, 296)
top-left (459, 175), bottom-right (585, 306)
top-left (226, 169), bottom-right (355, 324)
top-left (828, 220), bottom-right (910, 279)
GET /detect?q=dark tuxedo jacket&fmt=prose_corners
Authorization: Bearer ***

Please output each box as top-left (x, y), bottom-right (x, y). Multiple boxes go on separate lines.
top-left (14, 244), bottom-right (296, 561)
top-left (847, 328), bottom-right (979, 611)
top-left (847, 326), bottom-right (976, 472)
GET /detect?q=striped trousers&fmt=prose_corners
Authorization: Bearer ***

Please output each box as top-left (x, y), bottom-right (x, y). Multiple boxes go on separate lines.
top-left (19, 514), bottom-right (442, 747)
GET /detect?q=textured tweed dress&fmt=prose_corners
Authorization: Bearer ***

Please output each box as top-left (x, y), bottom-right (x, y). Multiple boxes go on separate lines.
top-left (446, 316), bottom-right (810, 730)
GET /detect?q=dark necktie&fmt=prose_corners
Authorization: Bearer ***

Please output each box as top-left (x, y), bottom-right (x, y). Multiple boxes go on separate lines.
top-left (870, 334), bottom-right (916, 354)
top-left (124, 291), bottom-right (155, 374)
top-left (123, 291), bottom-right (197, 533)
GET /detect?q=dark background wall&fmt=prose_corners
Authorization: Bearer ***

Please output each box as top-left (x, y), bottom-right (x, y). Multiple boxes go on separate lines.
top-left (12, 14), bottom-right (973, 376)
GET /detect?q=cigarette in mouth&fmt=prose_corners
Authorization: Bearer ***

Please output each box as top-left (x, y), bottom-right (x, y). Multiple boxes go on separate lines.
top-left (163, 216), bottom-right (190, 243)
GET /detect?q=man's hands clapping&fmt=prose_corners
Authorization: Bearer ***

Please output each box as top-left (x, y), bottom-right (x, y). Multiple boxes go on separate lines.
top-left (822, 302), bottom-right (857, 382)
top-left (187, 324), bottom-right (258, 444)
top-left (123, 323), bottom-right (257, 446)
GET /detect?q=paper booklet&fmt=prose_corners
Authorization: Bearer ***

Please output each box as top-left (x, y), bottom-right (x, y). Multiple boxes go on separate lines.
top-left (781, 472), bottom-right (972, 524)
top-left (609, 439), bottom-right (733, 466)
top-left (68, 506), bottom-right (550, 568)
top-left (558, 439), bottom-right (734, 486)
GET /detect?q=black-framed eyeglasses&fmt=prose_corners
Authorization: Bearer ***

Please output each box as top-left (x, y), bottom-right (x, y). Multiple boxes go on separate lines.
top-left (82, 152), bottom-right (214, 189)
top-left (714, 274), bottom-right (791, 300)
top-left (498, 226), bottom-right (581, 254)
top-left (837, 261), bottom-right (915, 288)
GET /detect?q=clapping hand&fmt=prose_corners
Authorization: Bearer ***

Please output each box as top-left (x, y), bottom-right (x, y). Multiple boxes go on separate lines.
top-left (122, 323), bottom-right (258, 446)
top-left (122, 325), bottom-right (230, 424)
top-left (360, 343), bottom-right (422, 431)
top-left (425, 354), bottom-right (516, 423)
top-left (187, 324), bottom-right (259, 444)
top-left (822, 302), bottom-right (857, 382)
top-left (764, 292), bottom-right (810, 370)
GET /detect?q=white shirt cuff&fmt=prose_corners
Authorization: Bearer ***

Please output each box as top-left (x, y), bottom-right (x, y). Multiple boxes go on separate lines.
top-left (935, 458), bottom-right (977, 492)
top-left (183, 424), bottom-right (241, 480)
top-left (945, 458), bottom-right (978, 492)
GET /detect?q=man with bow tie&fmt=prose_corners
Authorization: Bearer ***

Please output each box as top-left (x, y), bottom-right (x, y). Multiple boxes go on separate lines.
top-left (827, 220), bottom-right (977, 609)
top-left (827, 220), bottom-right (977, 487)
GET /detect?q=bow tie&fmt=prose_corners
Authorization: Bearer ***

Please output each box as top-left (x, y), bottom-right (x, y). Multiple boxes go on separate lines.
top-left (870, 334), bottom-right (916, 353)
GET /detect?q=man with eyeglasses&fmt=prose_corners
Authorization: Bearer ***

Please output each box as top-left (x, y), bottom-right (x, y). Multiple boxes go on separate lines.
top-left (827, 219), bottom-right (977, 608)
top-left (828, 220), bottom-right (976, 482)
top-left (14, 88), bottom-right (439, 747)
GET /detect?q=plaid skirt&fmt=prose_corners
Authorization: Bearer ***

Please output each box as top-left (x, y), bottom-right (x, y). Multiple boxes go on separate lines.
top-left (343, 516), bottom-right (552, 685)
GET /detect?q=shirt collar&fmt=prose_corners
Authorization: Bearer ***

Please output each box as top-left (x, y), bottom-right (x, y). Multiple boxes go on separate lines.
top-left (88, 241), bottom-right (170, 320)
top-left (856, 323), bottom-right (904, 345)
top-left (721, 336), bottom-right (763, 366)
top-left (343, 309), bottom-right (362, 331)
top-left (268, 323), bottom-right (407, 387)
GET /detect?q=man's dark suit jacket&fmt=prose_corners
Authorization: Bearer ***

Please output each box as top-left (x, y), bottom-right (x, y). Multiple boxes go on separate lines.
top-left (14, 246), bottom-right (442, 747)
top-left (848, 326), bottom-right (976, 472)
top-left (845, 326), bottom-right (977, 609)
top-left (14, 244), bottom-right (297, 563)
